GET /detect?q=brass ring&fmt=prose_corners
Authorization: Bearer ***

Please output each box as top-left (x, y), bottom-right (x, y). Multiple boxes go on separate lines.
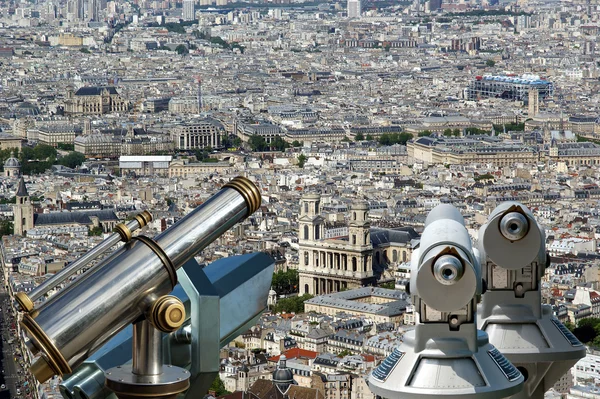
top-left (149, 295), bottom-right (186, 333)
top-left (15, 292), bottom-right (34, 312)
top-left (21, 314), bottom-right (72, 377)
top-left (135, 215), bottom-right (146, 228)
top-left (114, 223), bottom-right (132, 242)
top-left (131, 236), bottom-right (177, 288)
top-left (139, 210), bottom-right (153, 225)
top-left (224, 176), bottom-right (262, 215)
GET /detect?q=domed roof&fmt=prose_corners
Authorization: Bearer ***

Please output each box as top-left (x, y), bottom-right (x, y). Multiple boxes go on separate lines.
top-left (273, 368), bottom-right (294, 383)
top-left (272, 355), bottom-right (296, 394)
top-left (5, 153), bottom-right (20, 168)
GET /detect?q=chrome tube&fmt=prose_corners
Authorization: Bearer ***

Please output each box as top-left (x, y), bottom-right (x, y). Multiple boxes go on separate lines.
top-left (15, 212), bottom-right (152, 312)
top-left (23, 177), bottom-right (260, 383)
top-left (132, 320), bottom-right (162, 376)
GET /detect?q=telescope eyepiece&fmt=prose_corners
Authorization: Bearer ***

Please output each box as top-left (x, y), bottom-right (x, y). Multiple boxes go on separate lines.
top-left (499, 212), bottom-right (529, 241)
top-left (433, 255), bottom-right (464, 285)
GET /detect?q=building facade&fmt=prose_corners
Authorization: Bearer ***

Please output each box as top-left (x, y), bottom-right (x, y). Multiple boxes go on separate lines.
top-left (298, 195), bottom-right (374, 296)
top-left (35, 124), bottom-right (81, 147)
top-left (297, 195), bottom-right (417, 296)
top-left (466, 74), bottom-right (554, 103)
top-left (170, 120), bottom-right (224, 150)
top-left (64, 86), bottom-right (130, 115)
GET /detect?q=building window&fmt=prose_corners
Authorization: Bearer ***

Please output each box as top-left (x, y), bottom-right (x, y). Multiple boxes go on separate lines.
top-left (304, 225), bottom-right (309, 240)
top-left (352, 235), bottom-right (356, 245)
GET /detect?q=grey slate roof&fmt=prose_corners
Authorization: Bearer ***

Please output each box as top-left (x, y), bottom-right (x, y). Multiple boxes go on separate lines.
top-left (34, 210), bottom-right (118, 226)
top-left (305, 287), bottom-right (409, 317)
top-left (75, 86), bottom-right (119, 96)
top-left (370, 227), bottom-right (419, 246)
top-left (16, 177), bottom-right (28, 197)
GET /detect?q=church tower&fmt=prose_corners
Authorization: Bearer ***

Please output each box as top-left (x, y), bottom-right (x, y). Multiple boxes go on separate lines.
top-left (349, 201), bottom-right (370, 247)
top-left (237, 364), bottom-right (249, 391)
top-left (13, 177), bottom-right (34, 236)
top-left (298, 193), bottom-right (323, 242)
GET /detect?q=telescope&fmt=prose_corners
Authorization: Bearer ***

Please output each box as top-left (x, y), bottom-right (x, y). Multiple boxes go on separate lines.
top-left (17, 176), bottom-right (272, 399)
top-left (477, 202), bottom-right (585, 399)
top-left (59, 252), bottom-right (275, 399)
top-left (368, 204), bottom-right (524, 399)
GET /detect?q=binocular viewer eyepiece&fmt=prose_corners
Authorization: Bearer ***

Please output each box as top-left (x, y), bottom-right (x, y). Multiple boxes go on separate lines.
top-left (369, 202), bottom-right (585, 399)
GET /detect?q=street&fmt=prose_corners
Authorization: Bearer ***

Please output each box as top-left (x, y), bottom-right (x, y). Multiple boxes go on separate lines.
top-left (0, 287), bottom-right (22, 399)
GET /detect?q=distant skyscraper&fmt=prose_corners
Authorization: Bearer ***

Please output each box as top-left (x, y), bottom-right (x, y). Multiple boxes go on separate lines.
top-left (183, 0), bottom-right (195, 21)
top-left (347, 0), bottom-right (361, 18)
top-left (88, 0), bottom-right (98, 20)
top-left (429, 0), bottom-right (442, 11)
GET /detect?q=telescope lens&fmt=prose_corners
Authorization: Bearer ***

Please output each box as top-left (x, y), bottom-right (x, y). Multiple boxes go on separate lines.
top-left (499, 212), bottom-right (528, 241)
top-left (433, 255), bottom-right (464, 285)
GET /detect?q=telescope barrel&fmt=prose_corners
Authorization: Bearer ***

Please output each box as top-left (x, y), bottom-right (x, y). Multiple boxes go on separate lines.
top-left (16, 212), bottom-right (152, 311)
top-left (23, 177), bottom-right (261, 383)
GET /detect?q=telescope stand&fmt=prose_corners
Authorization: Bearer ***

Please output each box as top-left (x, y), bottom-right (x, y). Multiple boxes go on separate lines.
top-left (105, 320), bottom-right (190, 399)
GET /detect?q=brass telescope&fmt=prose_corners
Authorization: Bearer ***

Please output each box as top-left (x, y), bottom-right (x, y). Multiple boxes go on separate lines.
top-left (20, 177), bottom-right (261, 384)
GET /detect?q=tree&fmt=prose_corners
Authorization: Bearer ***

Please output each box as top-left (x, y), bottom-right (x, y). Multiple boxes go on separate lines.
top-left (272, 294), bottom-right (314, 314)
top-left (175, 44), bottom-right (188, 55)
top-left (209, 376), bottom-right (231, 397)
top-left (221, 135), bottom-right (231, 149)
top-left (272, 135), bottom-right (289, 151)
top-left (564, 321), bottom-right (575, 332)
top-left (418, 130), bottom-right (433, 137)
top-left (380, 281), bottom-right (395, 289)
top-left (486, 59), bottom-right (496, 67)
top-left (57, 143), bottom-right (75, 151)
top-left (443, 128), bottom-right (452, 137)
top-left (0, 220), bottom-right (13, 237)
top-left (291, 140), bottom-right (303, 148)
top-left (34, 144), bottom-right (57, 161)
top-left (452, 128), bottom-right (460, 137)
top-left (379, 132), bottom-right (413, 145)
top-left (249, 135), bottom-right (267, 152)
top-left (341, 137), bottom-right (351, 142)
top-left (338, 349), bottom-right (353, 357)
top-left (355, 132), bottom-right (365, 141)
top-left (88, 226), bottom-right (103, 236)
top-left (297, 154), bottom-right (307, 168)
top-left (58, 152), bottom-right (86, 169)
top-left (272, 269), bottom-right (299, 295)
top-left (366, 134), bottom-right (374, 141)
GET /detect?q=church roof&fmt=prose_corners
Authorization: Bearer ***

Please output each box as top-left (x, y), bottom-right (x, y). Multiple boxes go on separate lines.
top-left (33, 210), bottom-right (118, 226)
top-left (370, 226), bottom-right (420, 246)
top-left (248, 379), bottom-right (323, 399)
top-left (16, 177), bottom-right (28, 197)
top-left (5, 155), bottom-right (20, 168)
top-left (75, 87), bottom-right (119, 96)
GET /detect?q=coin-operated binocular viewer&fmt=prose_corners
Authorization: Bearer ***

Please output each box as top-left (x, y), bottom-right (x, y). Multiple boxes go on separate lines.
top-left (368, 205), bottom-right (524, 399)
top-left (16, 177), bottom-right (274, 399)
top-left (478, 202), bottom-right (585, 399)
